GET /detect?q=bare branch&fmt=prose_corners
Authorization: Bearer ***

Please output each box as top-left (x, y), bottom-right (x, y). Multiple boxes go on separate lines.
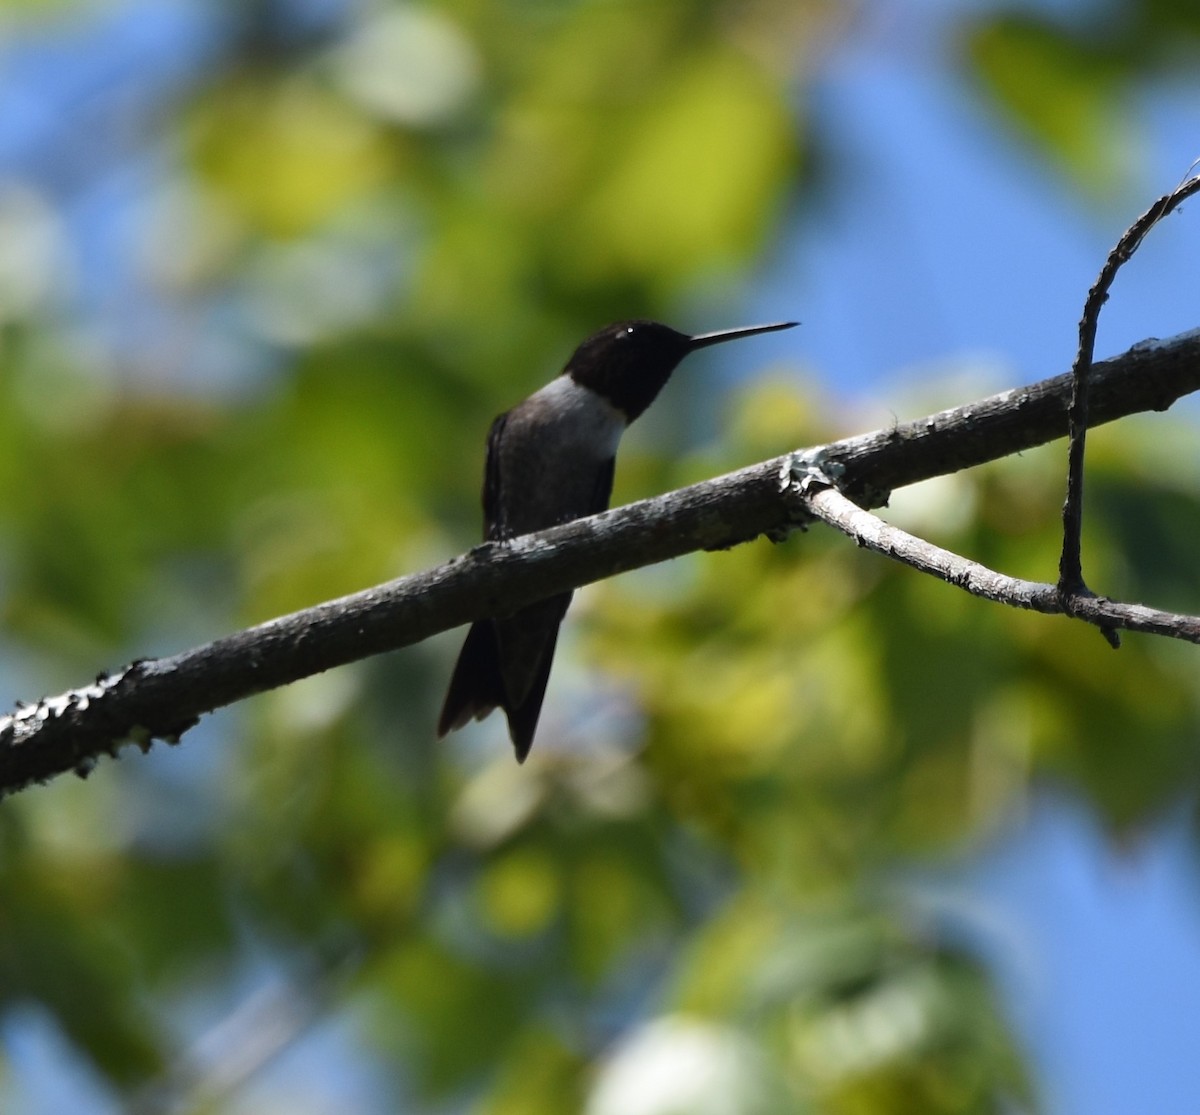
top-left (1059, 172), bottom-right (1200, 634)
top-left (795, 474), bottom-right (1200, 643)
top-left (2, 328), bottom-right (1200, 797)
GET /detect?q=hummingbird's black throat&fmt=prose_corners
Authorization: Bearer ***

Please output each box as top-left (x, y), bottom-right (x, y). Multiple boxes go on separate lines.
top-left (564, 320), bottom-right (693, 422)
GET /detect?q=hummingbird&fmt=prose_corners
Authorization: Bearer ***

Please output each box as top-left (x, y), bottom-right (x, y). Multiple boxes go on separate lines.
top-left (437, 318), bottom-right (798, 761)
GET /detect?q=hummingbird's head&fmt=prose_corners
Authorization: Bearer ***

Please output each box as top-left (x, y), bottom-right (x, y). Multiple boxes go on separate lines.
top-left (566, 319), bottom-right (797, 422)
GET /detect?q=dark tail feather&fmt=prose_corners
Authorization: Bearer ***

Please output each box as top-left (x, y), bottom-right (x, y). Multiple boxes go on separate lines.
top-left (439, 610), bottom-right (562, 762)
top-left (504, 627), bottom-right (559, 763)
top-left (438, 621), bottom-right (503, 737)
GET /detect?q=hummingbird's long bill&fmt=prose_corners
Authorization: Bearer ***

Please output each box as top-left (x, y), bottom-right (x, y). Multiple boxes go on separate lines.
top-left (687, 321), bottom-right (798, 350)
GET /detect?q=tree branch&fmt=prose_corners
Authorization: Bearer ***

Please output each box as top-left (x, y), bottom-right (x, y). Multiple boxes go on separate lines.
top-left (1058, 172), bottom-right (1200, 640)
top-left (3, 328), bottom-right (1200, 797)
top-left (796, 476), bottom-right (1200, 642)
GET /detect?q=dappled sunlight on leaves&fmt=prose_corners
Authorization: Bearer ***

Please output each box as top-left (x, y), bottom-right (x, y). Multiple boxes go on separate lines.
top-left (188, 78), bottom-right (394, 240)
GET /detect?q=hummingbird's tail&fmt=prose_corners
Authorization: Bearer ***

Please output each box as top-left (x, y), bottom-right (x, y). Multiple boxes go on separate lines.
top-left (502, 625), bottom-right (558, 763)
top-left (438, 621), bottom-right (504, 738)
top-left (437, 617), bottom-right (560, 763)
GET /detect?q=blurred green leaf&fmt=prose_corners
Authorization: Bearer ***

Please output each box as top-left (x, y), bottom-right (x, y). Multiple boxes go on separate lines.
top-left (964, 14), bottom-right (1132, 190)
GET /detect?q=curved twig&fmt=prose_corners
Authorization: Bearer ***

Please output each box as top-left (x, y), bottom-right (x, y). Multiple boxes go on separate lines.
top-left (795, 475), bottom-right (1200, 643)
top-left (1059, 172), bottom-right (1200, 646)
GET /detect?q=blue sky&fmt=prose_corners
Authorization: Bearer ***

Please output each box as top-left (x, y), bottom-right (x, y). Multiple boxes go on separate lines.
top-left (3, 1), bottom-right (1200, 1112)
top-left (967, 794), bottom-right (1200, 1113)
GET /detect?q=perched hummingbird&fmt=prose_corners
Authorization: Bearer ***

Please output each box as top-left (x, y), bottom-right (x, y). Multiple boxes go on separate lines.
top-left (437, 318), bottom-right (798, 761)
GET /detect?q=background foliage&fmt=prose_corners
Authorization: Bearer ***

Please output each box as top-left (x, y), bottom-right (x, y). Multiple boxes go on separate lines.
top-left (1, 1), bottom-right (1198, 1112)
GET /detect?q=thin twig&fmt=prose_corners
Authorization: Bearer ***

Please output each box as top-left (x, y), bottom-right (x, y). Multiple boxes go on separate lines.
top-left (796, 476), bottom-right (1200, 642)
top-left (1059, 173), bottom-right (1200, 639)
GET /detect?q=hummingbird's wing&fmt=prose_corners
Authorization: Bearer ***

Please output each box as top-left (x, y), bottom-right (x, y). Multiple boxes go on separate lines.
top-left (588, 456), bottom-right (615, 516)
top-left (441, 408), bottom-right (614, 761)
top-left (482, 411), bottom-right (509, 541)
top-left (438, 413), bottom-right (510, 741)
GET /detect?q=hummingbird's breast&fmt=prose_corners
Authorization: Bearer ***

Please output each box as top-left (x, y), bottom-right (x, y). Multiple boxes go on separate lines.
top-left (495, 375), bottom-right (627, 537)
